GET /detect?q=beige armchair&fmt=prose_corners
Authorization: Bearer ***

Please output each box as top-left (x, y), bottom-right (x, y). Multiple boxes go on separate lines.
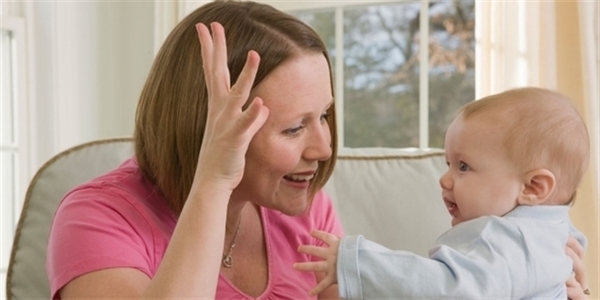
top-left (6, 138), bottom-right (134, 299)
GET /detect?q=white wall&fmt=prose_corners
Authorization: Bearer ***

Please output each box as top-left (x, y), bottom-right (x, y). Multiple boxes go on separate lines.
top-left (27, 1), bottom-right (154, 170)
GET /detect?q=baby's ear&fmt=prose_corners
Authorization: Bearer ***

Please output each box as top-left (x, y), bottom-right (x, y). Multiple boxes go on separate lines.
top-left (517, 169), bottom-right (556, 205)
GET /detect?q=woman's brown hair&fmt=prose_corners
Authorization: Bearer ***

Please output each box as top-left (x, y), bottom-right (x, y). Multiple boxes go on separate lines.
top-left (134, 0), bottom-right (338, 214)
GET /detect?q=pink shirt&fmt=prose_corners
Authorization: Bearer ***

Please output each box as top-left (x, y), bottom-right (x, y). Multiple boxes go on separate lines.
top-left (46, 158), bottom-right (344, 299)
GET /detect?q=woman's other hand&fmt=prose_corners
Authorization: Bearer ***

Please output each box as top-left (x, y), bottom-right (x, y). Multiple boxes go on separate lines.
top-left (566, 236), bottom-right (589, 299)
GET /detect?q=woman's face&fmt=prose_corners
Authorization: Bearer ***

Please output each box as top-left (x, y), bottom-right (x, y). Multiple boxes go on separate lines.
top-left (232, 53), bottom-right (333, 215)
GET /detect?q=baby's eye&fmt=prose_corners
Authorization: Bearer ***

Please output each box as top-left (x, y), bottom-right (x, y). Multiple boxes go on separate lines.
top-left (459, 161), bottom-right (470, 171)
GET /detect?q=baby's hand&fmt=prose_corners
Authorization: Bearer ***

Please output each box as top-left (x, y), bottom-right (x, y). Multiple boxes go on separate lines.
top-left (293, 230), bottom-right (341, 296)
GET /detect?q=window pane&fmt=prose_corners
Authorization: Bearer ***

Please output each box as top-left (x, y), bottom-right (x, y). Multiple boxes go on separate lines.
top-left (1, 29), bottom-right (15, 146)
top-left (1, 152), bottom-right (15, 269)
top-left (343, 3), bottom-right (422, 147)
top-left (0, 271), bottom-right (6, 300)
top-left (294, 10), bottom-right (336, 72)
top-left (428, 0), bottom-right (475, 148)
top-left (293, 1), bottom-right (475, 148)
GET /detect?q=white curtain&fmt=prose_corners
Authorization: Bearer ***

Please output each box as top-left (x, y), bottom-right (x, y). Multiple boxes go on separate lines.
top-left (475, 1), bottom-right (558, 96)
top-left (477, 1), bottom-right (598, 296)
top-left (153, 1), bottom-right (209, 54)
top-left (580, 1), bottom-right (599, 195)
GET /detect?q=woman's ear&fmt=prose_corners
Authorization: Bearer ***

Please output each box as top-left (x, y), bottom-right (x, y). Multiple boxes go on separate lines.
top-left (517, 169), bottom-right (556, 205)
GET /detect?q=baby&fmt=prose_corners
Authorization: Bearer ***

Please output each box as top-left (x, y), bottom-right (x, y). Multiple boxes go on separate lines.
top-left (294, 87), bottom-right (589, 299)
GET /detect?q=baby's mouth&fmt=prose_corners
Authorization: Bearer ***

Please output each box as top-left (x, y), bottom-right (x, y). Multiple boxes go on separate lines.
top-left (444, 198), bottom-right (458, 216)
top-left (447, 203), bottom-right (457, 214)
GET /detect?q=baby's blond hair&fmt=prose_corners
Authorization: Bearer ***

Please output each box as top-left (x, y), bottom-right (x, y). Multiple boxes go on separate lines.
top-left (457, 87), bottom-right (590, 204)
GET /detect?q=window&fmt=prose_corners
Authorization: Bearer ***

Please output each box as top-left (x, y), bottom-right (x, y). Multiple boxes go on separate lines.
top-left (290, 0), bottom-right (475, 148)
top-left (1, 15), bottom-right (28, 297)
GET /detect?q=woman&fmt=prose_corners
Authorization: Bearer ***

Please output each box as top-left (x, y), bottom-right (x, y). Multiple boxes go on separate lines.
top-left (47, 1), bottom-right (342, 298)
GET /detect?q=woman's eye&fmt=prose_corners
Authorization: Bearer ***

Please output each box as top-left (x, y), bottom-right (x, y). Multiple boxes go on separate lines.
top-left (459, 162), bottom-right (469, 171)
top-left (284, 126), bottom-right (303, 136)
top-left (320, 112), bottom-right (330, 122)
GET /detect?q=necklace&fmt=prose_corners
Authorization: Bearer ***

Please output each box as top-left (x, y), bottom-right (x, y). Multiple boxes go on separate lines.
top-left (222, 216), bottom-right (241, 268)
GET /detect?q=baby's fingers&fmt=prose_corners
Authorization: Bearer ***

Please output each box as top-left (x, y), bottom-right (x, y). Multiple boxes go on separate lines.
top-left (308, 277), bottom-right (335, 297)
top-left (297, 245), bottom-right (328, 259)
top-left (293, 261), bottom-right (326, 272)
top-left (310, 230), bottom-right (339, 246)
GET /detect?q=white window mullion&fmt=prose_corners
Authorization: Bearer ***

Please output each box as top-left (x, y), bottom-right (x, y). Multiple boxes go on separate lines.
top-left (1, 14), bottom-right (28, 239)
top-left (13, 17), bottom-right (28, 218)
top-left (419, 0), bottom-right (429, 149)
top-left (335, 6), bottom-right (344, 148)
top-left (0, 13), bottom-right (29, 299)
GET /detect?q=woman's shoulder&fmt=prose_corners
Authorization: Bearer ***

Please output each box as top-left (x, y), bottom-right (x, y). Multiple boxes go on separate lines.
top-left (57, 156), bottom-right (174, 227)
top-left (70, 157), bottom-right (143, 193)
top-left (48, 157), bottom-right (175, 294)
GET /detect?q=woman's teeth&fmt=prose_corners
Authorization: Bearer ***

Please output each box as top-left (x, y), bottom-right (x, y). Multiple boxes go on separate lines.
top-left (285, 174), bottom-right (314, 182)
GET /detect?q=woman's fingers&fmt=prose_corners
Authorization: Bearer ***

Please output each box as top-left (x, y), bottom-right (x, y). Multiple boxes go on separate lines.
top-left (197, 22), bottom-right (261, 118)
top-left (196, 22), bottom-right (231, 104)
top-left (230, 51), bottom-right (260, 109)
top-left (193, 21), bottom-right (268, 188)
top-left (566, 245), bottom-right (588, 291)
top-left (566, 236), bottom-right (585, 260)
top-left (196, 23), bottom-right (214, 91)
top-left (566, 236), bottom-right (587, 291)
top-left (566, 274), bottom-right (588, 300)
top-left (209, 22), bottom-right (231, 98)
top-left (238, 97), bottom-right (269, 138)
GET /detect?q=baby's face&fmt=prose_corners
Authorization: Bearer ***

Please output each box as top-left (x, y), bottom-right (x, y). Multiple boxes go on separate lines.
top-left (439, 116), bottom-right (523, 227)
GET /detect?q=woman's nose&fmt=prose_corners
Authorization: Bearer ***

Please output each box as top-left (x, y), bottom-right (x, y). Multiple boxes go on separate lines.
top-left (305, 123), bottom-right (332, 161)
top-left (439, 170), bottom-right (452, 190)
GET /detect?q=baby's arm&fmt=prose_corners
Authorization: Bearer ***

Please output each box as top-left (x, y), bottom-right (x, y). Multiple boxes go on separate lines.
top-left (293, 230), bottom-right (341, 296)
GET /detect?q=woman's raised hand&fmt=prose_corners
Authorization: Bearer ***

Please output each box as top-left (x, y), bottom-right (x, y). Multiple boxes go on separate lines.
top-left (193, 22), bottom-right (270, 192)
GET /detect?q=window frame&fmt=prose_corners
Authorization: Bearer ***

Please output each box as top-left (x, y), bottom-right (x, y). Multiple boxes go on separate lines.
top-left (0, 14), bottom-right (30, 279)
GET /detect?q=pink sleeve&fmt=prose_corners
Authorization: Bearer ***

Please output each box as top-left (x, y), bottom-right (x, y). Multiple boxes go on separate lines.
top-left (46, 186), bottom-right (154, 299)
top-left (310, 190), bottom-right (345, 246)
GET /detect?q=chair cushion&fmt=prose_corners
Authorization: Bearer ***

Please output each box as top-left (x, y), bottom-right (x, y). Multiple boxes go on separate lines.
top-left (324, 147), bottom-right (451, 256)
